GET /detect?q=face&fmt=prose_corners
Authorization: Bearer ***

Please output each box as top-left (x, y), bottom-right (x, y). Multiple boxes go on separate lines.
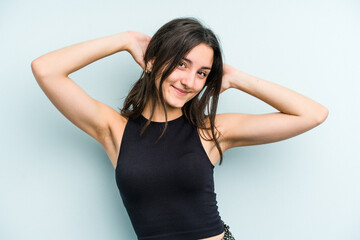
top-left (155, 43), bottom-right (214, 110)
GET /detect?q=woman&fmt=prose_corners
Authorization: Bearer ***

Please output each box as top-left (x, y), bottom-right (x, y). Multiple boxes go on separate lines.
top-left (31, 17), bottom-right (328, 240)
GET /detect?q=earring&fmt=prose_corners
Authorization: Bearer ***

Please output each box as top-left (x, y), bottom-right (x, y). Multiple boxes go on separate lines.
top-left (145, 68), bottom-right (151, 74)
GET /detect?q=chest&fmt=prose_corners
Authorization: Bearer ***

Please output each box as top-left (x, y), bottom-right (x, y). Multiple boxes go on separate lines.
top-left (106, 115), bottom-right (220, 169)
top-left (115, 121), bottom-right (215, 200)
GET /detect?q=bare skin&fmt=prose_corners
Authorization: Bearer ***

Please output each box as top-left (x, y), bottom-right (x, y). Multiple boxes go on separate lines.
top-left (31, 30), bottom-right (328, 240)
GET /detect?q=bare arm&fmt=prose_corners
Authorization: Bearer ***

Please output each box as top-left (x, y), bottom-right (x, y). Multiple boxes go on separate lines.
top-left (32, 32), bottom-right (131, 77)
top-left (31, 31), bottom-right (151, 144)
top-left (216, 64), bottom-right (329, 150)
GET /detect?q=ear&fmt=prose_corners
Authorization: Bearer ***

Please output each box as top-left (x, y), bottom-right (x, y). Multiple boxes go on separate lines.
top-left (146, 58), bottom-right (155, 72)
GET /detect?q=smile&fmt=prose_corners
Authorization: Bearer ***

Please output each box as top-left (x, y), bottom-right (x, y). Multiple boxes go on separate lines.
top-left (172, 86), bottom-right (188, 96)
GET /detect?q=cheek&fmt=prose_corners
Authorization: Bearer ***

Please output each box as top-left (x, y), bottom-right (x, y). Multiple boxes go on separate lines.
top-left (159, 70), bottom-right (178, 86)
top-left (194, 80), bottom-right (206, 92)
top-left (155, 76), bottom-right (172, 91)
top-left (166, 72), bottom-right (180, 84)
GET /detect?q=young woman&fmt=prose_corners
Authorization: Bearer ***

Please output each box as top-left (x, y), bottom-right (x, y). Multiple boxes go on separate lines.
top-left (31, 17), bottom-right (328, 240)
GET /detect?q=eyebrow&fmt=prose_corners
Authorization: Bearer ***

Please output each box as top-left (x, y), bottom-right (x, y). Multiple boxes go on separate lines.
top-left (182, 57), bottom-right (212, 70)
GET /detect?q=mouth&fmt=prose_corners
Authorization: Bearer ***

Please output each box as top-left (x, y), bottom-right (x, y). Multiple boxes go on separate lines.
top-left (172, 86), bottom-right (188, 96)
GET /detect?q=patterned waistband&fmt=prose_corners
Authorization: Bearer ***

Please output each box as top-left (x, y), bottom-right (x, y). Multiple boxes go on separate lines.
top-left (221, 222), bottom-right (235, 240)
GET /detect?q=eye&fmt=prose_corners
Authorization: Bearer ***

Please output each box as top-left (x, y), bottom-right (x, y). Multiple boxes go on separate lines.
top-left (178, 61), bottom-right (186, 68)
top-left (198, 71), bottom-right (207, 77)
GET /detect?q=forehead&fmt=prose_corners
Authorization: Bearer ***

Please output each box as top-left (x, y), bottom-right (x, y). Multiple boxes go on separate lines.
top-left (184, 43), bottom-right (214, 68)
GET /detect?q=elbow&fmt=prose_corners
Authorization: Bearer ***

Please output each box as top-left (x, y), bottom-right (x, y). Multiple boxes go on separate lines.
top-left (315, 106), bottom-right (329, 125)
top-left (31, 57), bottom-right (42, 71)
top-left (31, 59), bottom-right (47, 81)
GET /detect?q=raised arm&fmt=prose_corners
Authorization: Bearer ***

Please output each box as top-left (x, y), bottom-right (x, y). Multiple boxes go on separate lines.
top-left (31, 31), bottom-right (151, 146)
top-left (216, 64), bottom-right (329, 151)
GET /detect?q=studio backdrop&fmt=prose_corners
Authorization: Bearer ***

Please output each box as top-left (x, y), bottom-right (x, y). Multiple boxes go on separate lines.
top-left (0, 0), bottom-right (359, 239)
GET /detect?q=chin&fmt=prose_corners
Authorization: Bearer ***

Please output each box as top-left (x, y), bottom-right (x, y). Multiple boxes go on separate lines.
top-left (165, 98), bottom-right (187, 109)
top-left (167, 101), bottom-right (185, 109)
top-left (163, 89), bottom-right (194, 109)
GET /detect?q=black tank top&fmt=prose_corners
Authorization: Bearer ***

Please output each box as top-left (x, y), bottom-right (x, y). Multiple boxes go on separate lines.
top-left (115, 114), bottom-right (224, 240)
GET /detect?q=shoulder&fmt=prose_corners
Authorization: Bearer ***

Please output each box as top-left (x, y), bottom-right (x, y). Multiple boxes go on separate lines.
top-left (195, 114), bottom-right (229, 166)
top-left (106, 111), bottom-right (129, 145)
top-left (98, 105), bottom-right (129, 143)
top-left (197, 113), bottom-right (247, 152)
top-left (196, 114), bottom-right (227, 146)
top-left (198, 113), bottom-right (228, 136)
top-left (97, 109), bottom-right (129, 168)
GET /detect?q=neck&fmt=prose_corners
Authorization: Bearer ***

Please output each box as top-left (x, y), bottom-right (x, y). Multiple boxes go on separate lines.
top-left (142, 98), bottom-right (183, 122)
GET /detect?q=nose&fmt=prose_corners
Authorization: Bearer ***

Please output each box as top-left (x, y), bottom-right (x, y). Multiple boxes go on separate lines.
top-left (180, 71), bottom-right (196, 89)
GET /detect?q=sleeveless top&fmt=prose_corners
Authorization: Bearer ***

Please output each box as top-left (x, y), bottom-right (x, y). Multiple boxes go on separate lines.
top-left (115, 114), bottom-right (224, 240)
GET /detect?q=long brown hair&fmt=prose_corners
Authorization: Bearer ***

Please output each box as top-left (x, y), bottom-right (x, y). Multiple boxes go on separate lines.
top-left (119, 17), bottom-right (225, 165)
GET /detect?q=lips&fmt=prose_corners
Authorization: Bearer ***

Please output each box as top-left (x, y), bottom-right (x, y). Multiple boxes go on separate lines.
top-left (172, 86), bottom-right (188, 96)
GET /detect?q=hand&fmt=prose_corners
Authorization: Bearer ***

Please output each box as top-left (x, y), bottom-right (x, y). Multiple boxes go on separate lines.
top-left (220, 63), bottom-right (239, 94)
top-left (124, 31), bottom-right (152, 70)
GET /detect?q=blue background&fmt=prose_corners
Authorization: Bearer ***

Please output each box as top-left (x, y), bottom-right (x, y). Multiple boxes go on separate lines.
top-left (1, 0), bottom-right (359, 239)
